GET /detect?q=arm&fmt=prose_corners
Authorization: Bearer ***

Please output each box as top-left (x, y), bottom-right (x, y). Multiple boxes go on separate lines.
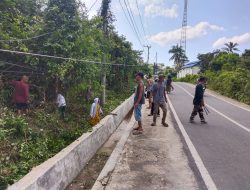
top-left (134, 83), bottom-right (143, 106)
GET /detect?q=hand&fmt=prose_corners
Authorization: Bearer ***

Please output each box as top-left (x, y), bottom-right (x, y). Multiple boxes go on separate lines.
top-left (134, 103), bottom-right (139, 108)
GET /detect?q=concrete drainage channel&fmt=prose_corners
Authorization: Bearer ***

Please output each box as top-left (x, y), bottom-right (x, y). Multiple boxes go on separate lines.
top-left (8, 95), bottom-right (135, 190)
top-left (67, 110), bottom-right (135, 190)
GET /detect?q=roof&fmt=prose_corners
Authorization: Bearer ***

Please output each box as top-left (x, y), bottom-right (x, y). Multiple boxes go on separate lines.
top-left (182, 61), bottom-right (200, 69)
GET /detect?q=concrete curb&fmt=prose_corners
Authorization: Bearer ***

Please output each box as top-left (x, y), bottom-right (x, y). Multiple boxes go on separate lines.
top-left (91, 116), bottom-right (136, 190)
top-left (166, 93), bottom-right (217, 190)
top-left (8, 95), bottom-right (134, 190)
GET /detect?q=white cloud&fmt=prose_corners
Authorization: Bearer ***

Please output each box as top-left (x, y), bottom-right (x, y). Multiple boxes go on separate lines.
top-left (144, 4), bottom-right (177, 18)
top-left (213, 33), bottom-right (250, 47)
top-left (149, 22), bottom-right (224, 46)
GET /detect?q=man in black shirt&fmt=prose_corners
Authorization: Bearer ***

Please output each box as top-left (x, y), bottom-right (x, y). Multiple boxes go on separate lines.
top-left (190, 77), bottom-right (207, 124)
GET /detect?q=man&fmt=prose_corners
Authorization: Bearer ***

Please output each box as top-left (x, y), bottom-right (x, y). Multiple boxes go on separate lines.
top-left (190, 76), bottom-right (207, 124)
top-left (165, 75), bottom-right (174, 94)
top-left (10, 75), bottom-right (29, 115)
top-left (56, 92), bottom-right (66, 120)
top-left (151, 74), bottom-right (168, 127)
top-left (133, 72), bottom-right (145, 135)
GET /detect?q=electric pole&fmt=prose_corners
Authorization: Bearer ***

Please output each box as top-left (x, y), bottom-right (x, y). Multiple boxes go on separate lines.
top-left (100, 0), bottom-right (111, 105)
top-left (154, 52), bottom-right (157, 75)
top-left (144, 45), bottom-right (151, 64)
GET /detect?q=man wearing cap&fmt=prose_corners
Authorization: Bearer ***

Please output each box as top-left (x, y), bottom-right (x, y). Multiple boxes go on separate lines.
top-left (151, 74), bottom-right (168, 127)
top-left (133, 72), bottom-right (145, 134)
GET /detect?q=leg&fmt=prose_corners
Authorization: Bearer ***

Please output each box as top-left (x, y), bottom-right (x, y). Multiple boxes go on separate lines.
top-left (149, 102), bottom-right (154, 116)
top-left (190, 105), bottom-right (198, 122)
top-left (160, 103), bottom-right (168, 127)
top-left (198, 106), bottom-right (206, 123)
top-left (152, 103), bottom-right (159, 126)
top-left (133, 105), bottom-right (143, 134)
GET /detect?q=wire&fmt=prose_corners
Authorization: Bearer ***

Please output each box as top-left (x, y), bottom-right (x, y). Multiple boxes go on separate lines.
top-left (0, 71), bottom-right (45, 75)
top-left (135, 0), bottom-right (149, 45)
top-left (0, 49), bottom-right (144, 67)
top-left (87, 0), bottom-right (99, 14)
top-left (0, 32), bottom-right (53, 43)
top-left (122, 0), bottom-right (143, 47)
top-left (0, 61), bottom-right (41, 71)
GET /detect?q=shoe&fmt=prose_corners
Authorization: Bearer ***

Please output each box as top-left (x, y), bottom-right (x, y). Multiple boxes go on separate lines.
top-left (132, 130), bottom-right (143, 135)
top-left (162, 122), bottom-right (168, 127)
top-left (151, 123), bottom-right (156, 126)
top-left (201, 120), bottom-right (207, 124)
top-left (148, 114), bottom-right (153, 116)
top-left (189, 119), bottom-right (194, 123)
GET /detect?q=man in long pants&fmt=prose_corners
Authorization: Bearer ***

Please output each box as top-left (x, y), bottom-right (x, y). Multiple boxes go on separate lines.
top-left (151, 74), bottom-right (168, 127)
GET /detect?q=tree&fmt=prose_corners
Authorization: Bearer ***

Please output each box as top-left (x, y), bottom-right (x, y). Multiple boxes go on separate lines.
top-left (168, 44), bottom-right (188, 71)
top-left (223, 42), bottom-right (240, 54)
top-left (198, 52), bottom-right (217, 73)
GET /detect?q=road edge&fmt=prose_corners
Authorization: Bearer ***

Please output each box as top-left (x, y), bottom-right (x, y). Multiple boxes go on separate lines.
top-left (91, 112), bottom-right (136, 190)
top-left (166, 93), bottom-right (217, 190)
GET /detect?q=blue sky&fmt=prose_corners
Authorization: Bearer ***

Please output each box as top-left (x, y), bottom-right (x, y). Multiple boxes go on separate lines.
top-left (84, 0), bottom-right (250, 67)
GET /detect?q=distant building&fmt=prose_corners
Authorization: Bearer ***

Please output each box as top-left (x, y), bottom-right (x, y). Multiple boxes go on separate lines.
top-left (177, 61), bottom-right (201, 78)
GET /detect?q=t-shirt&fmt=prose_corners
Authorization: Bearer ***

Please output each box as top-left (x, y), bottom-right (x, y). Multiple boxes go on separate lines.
top-left (193, 84), bottom-right (204, 105)
top-left (10, 81), bottom-right (29, 103)
top-left (57, 94), bottom-right (66, 107)
top-left (134, 81), bottom-right (145, 105)
top-left (165, 79), bottom-right (172, 86)
top-left (151, 82), bottom-right (166, 104)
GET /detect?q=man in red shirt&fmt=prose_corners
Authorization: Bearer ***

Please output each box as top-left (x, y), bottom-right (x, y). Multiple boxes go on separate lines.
top-left (10, 75), bottom-right (29, 114)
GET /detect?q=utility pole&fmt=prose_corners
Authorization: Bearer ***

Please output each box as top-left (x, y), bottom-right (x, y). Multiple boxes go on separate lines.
top-left (100, 0), bottom-right (111, 105)
top-left (154, 52), bottom-right (158, 75)
top-left (144, 45), bottom-right (151, 64)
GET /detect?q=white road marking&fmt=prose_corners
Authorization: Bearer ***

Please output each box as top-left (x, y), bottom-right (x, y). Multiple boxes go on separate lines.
top-left (176, 84), bottom-right (250, 133)
top-left (183, 82), bottom-right (250, 112)
top-left (167, 94), bottom-right (218, 190)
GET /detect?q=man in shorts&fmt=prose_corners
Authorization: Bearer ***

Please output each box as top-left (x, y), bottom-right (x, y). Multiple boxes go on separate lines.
top-left (133, 72), bottom-right (145, 135)
top-left (10, 75), bottom-right (30, 115)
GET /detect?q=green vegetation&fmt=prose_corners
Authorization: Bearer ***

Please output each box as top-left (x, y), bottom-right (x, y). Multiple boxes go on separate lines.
top-left (176, 45), bottom-right (250, 105)
top-left (0, 0), bottom-right (148, 189)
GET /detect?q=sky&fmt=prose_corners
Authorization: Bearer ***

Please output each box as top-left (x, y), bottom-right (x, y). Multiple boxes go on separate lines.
top-left (83, 0), bottom-right (250, 67)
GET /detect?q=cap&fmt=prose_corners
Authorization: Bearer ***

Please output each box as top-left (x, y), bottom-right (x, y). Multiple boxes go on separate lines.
top-left (136, 72), bottom-right (144, 78)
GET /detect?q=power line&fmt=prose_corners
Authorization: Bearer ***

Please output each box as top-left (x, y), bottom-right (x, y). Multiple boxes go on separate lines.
top-left (0, 61), bottom-right (40, 71)
top-left (135, 0), bottom-right (146, 37)
top-left (0, 32), bottom-right (53, 43)
top-left (0, 49), bottom-right (144, 67)
top-left (87, 0), bottom-right (99, 14)
top-left (122, 0), bottom-right (143, 47)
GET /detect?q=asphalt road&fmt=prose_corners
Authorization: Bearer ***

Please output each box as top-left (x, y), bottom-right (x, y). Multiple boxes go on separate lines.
top-left (168, 82), bottom-right (250, 190)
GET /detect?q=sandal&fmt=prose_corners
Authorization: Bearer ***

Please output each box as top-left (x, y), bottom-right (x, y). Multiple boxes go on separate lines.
top-left (132, 130), bottom-right (143, 135)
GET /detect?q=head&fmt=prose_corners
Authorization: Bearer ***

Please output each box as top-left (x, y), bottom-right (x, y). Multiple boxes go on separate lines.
top-left (94, 98), bottom-right (100, 104)
top-left (198, 76), bottom-right (206, 84)
top-left (135, 72), bottom-right (144, 82)
top-left (21, 75), bottom-right (29, 83)
top-left (158, 74), bottom-right (165, 82)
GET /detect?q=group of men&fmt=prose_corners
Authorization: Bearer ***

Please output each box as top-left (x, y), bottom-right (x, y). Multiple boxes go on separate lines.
top-left (133, 72), bottom-right (207, 135)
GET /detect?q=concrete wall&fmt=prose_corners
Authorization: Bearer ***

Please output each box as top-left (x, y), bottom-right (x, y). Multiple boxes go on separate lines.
top-left (8, 95), bottom-right (134, 190)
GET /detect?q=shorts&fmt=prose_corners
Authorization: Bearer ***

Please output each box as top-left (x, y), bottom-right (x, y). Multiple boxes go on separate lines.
top-left (16, 103), bottom-right (28, 110)
top-left (134, 104), bottom-right (142, 121)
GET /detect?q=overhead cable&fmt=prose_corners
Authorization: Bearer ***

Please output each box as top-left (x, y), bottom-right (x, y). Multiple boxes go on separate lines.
top-left (0, 49), bottom-right (144, 67)
top-left (0, 32), bottom-right (53, 43)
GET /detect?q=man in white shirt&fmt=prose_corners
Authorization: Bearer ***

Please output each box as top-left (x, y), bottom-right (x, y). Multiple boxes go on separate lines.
top-left (56, 93), bottom-right (66, 120)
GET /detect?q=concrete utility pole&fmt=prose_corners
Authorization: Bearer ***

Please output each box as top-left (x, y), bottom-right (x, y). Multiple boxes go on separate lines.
top-left (100, 0), bottom-right (111, 105)
top-left (154, 52), bottom-right (158, 75)
top-left (144, 45), bottom-right (151, 64)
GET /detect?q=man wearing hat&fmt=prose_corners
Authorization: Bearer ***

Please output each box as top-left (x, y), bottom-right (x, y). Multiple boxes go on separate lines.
top-left (151, 74), bottom-right (168, 127)
top-left (133, 72), bottom-right (145, 134)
